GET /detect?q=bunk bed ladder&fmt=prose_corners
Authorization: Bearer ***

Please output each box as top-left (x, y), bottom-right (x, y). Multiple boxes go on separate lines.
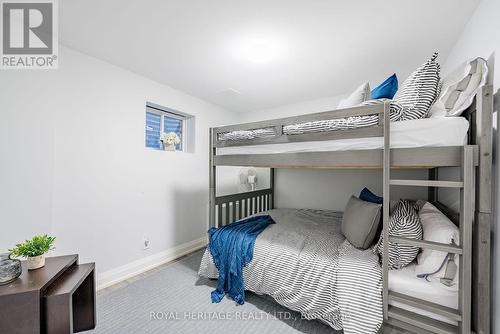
top-left (381, 99), bottom-right (475, 333)
top-left (383, 144), bottom-right (474, 334)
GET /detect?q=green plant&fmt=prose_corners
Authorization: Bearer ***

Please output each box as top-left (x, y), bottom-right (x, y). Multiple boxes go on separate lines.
top-left (9, 234), bottom-right (56, 258)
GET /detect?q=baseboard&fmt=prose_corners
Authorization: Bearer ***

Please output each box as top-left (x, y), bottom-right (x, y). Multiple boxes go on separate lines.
top-left (97, 237), bottom-right (207, 290)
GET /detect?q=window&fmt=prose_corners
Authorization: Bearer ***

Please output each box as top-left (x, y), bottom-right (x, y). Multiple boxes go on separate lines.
top-left (145, 103), bottom-right (194, 152)
top-left (163, 115), bottom-right (183, 151)
top-left (145, 111), bottom-right (162, 149)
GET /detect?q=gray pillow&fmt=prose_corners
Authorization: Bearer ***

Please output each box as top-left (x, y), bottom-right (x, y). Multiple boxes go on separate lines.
top-left (342, 196), bottom-right (382, 249)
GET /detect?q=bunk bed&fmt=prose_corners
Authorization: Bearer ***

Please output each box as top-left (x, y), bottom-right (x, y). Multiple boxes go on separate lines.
top-left (202, 82), bottom-right (494, 334)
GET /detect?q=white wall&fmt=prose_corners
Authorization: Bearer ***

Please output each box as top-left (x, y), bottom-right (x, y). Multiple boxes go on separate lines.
top-left (0, 72), bottom-right (55, 249)
top-left (238, 96), bottom-right (428, 210)
top-left (441, 0), bottom-right (500, 330)
top-left (238, 95), bottom-right (346, 123)
top-left (0, 46), bottom-right (239, 278)
top-left (275, 169), bottom-right (427, 211)
top-left (442, 0), bottom-right (499, 89)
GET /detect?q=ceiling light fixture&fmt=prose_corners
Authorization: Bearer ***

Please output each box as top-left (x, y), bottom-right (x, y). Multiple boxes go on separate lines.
top-left (245, 42), bottom-right (278, 63)
top-left (230, 35), bottom-right (284, 64)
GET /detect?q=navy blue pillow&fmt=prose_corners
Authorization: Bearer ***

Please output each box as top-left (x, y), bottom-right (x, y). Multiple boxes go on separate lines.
top-left (359, 187), bottom-right (383, 204)
top-left (371, 74), bottom-right (398, 99)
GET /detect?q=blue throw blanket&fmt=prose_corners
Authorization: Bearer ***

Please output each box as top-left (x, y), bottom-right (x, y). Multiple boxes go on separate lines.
top-left (208, 215), bottom-right (275, 305)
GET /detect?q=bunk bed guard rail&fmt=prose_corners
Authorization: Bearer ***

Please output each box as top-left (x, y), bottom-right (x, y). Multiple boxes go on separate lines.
top-left (212, 102), bottom-right (387, 148)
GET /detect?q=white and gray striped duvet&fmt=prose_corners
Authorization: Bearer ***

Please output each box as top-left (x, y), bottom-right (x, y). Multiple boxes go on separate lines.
top-left (198, 209), bottom-right (383, 334)
top-left (218, 100), bottom-right (403, 141)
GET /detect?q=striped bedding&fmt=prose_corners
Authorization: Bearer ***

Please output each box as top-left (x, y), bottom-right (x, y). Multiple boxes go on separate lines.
top-left (198, 208), bottom-right (383, 334)
top-left (217, 99), bottom-right (403, 141)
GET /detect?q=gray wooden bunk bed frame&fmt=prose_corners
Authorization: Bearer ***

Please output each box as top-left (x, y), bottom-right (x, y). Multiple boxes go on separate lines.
top-left (208, 85), bottom-right (494, 334)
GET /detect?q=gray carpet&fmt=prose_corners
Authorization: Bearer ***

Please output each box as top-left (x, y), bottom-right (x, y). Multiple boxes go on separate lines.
top-left (84, 249), bottom-right (339, 334)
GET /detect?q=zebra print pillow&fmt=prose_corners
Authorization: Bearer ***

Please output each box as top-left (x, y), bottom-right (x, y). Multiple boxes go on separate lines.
top-left (395, 53), bottom-right (441, 120)
top-left (375, 199), bottom-right (423, 269)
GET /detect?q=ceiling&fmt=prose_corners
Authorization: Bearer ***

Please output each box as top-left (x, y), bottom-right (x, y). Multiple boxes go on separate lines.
top-left (60, 0), bottom-right (479, 112)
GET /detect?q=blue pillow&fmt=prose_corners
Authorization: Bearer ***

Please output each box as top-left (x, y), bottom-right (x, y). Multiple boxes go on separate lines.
top-left (371, 74), bottom-right (398, 99)
top-left (359, 187), bottom-right (383, 204)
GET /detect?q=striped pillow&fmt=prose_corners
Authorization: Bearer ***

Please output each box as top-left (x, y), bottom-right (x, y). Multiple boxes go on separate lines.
top-left (395, 53), bottom-right (441, 120)
top-left (375, 200), bottom-right (423, 269)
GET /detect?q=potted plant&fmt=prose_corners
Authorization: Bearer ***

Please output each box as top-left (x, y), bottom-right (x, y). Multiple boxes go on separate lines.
top-left (9, 234), bottom-right (56, 270)
top-left (160, 132), bottom-right (180, 151)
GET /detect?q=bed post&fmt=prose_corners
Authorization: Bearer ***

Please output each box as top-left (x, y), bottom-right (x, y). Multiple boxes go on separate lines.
top-left (473, 84), bottom-right (493, 334)
top-left (382, 101), bottom-right (391, 321)
top-left (460, 145), bottom-right (474, 334)
top-left (428, 168), bottom-right (438, 202)
top-left (270, 168), bottom-right (275, 209)
top-left (209, 128), bottom-right (217, 229)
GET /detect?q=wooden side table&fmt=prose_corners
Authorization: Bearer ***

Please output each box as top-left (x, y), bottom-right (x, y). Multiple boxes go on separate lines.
top-left (0, 255), bottom-right (96, 334)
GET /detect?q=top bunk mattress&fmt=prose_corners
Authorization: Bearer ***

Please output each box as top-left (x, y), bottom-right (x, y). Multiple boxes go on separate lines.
top-left (218, 117), bottom-right (469, 155)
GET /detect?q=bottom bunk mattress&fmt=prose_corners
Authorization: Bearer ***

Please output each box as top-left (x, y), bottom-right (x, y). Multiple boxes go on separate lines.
top-left (198, 208), bottom-right (383, 334)
top-left (389, 263), bottom-right (458, 325)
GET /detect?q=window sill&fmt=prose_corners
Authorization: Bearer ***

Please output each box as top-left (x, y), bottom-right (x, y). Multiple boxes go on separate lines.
top-left (145, 147), bottom-right (195, 154)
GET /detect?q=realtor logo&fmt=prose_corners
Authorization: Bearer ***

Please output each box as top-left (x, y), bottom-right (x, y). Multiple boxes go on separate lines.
top-left (1, 0), bottom-right (58, 69)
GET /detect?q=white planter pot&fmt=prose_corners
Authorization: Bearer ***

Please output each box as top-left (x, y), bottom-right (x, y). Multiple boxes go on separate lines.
top-left (27, 254), bottom-right (46, 270)
top-left (163, 143), bottom-right (176, 151)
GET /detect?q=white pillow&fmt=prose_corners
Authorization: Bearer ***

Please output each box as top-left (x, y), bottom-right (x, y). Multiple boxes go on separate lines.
top-left (415, 202), bottom-right (459, 289)
top-left (429, 57), bottom-right (488, 118)
top-left (337, 82), bottom-right (371, 109)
